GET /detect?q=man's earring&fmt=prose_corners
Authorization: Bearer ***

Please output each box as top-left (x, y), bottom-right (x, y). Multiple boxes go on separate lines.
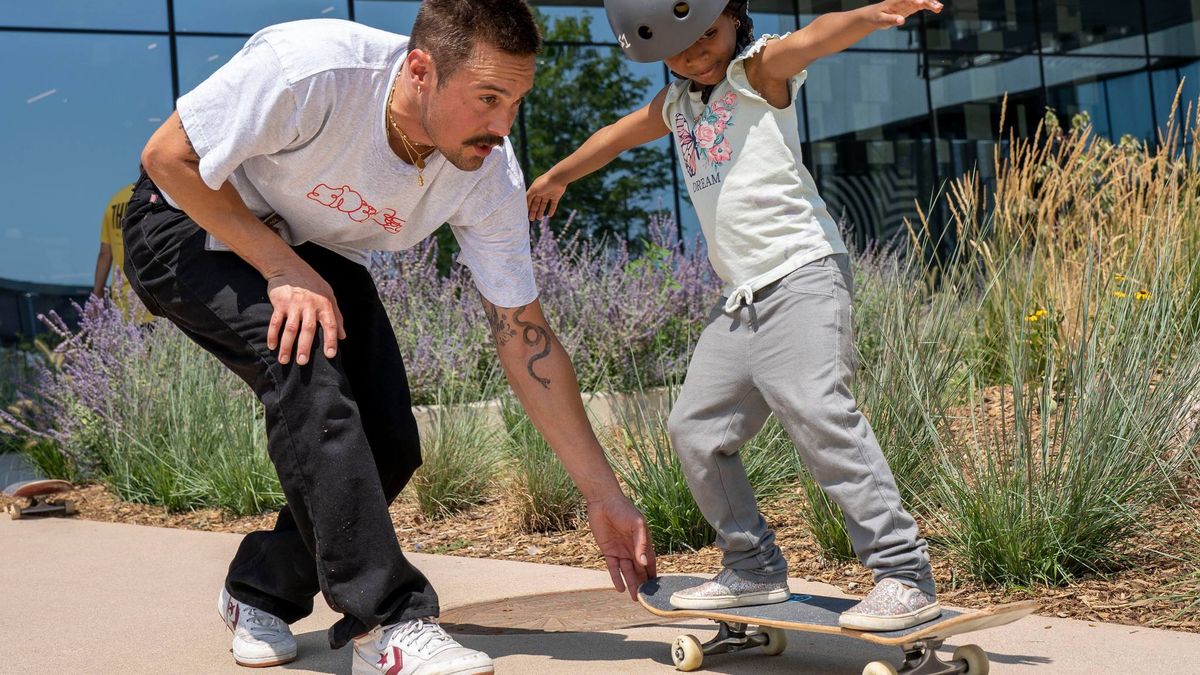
top-left (735, 19), bottom-right (741, 28)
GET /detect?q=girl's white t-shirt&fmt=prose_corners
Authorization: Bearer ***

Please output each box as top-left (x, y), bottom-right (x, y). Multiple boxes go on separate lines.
top-left (662, 34), bottom-right (847, 309)
top-left (169, 19), bottom-right (537, 308)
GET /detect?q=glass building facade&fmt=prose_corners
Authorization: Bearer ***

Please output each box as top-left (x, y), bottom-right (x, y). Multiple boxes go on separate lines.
top-left (1, 0), bottom-right (1198, 295)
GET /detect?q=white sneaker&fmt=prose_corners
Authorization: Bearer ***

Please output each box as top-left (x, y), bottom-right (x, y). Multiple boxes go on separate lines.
top-left (352, 618), bottom-right (493, 675)
top-left (218, 587), bottom-right (298, 667)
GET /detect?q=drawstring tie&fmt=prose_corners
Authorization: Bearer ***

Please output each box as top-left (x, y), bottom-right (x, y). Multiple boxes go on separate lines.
top-left (724, 284), bottom-right (754, 313)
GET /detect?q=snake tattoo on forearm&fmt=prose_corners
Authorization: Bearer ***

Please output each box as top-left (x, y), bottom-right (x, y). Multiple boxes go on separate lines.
top-left (513, 306), bottom-right (551, 389)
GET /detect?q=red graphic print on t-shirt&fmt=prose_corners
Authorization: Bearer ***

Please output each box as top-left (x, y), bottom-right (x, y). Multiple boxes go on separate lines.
top-left (307, 183), bottom-right (405, 233)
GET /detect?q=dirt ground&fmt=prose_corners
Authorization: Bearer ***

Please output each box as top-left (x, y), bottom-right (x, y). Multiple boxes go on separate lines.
top-left (4, 482), bottom-right (1196, 634)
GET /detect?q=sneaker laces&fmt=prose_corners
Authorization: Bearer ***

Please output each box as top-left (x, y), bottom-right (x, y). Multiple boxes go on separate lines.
top-left (242, 607), bottom-right (288, 639)
top-left (388, 618), bottom-right (455, 655)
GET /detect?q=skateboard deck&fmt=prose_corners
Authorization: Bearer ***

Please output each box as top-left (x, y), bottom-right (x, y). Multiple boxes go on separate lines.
top-left (5, 479), bottom-right (75, 519)
top-left (639, 575), bottom-right (1037, 674)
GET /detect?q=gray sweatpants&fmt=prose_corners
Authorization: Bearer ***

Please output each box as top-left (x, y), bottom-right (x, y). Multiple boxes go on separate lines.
top-left (667, 254), bottom-right (935, 595)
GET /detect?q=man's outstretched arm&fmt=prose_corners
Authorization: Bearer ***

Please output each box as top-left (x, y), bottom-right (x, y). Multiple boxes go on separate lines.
top-left (481, 294), bottom-right (657, 598)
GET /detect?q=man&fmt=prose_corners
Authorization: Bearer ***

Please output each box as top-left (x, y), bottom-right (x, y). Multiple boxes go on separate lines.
top-left (92, 183), bottom-right (133, 301)
top-left (125, 2), bottom-right (655, 674)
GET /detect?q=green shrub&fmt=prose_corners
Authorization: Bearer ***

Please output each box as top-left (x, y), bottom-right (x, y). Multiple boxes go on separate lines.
top-left (500, 397), bottom-right (582, 532)
top-left (927, 245), bottom-right (1200, 585)
top-left (411, 390), bottom-right (501, 519)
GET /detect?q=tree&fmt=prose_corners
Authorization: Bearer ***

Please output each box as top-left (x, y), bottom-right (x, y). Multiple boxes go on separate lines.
top-left (520, 11), bottom-right (674, 242)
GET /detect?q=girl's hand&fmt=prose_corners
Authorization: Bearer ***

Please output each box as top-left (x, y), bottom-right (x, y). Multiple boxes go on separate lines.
top-left (870, 0), bottom-right (943, 28)
top-left (527, 172), bottom-right (568, 222)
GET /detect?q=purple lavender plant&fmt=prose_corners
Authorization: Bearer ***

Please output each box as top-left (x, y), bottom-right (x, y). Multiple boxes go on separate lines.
top-left (0, 297), bottom-right (149, 474)
top-left (373, 214), bottom-right (719, 403)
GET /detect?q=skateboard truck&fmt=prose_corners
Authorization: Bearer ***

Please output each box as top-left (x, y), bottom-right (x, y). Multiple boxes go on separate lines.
top-left (672, 620), bottom-right (787, 671)
top-left (859, 639), bottom-right (990, 675)
top-left (4, 479), bottom-right (76, 520)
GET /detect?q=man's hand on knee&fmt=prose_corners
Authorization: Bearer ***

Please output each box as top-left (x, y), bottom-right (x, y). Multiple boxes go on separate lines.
top-left (266, 263), bottom-right (347, 366)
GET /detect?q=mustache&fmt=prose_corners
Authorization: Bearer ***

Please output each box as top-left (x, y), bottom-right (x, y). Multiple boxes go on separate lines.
top-left (463, 135), bottom-right (504, 148)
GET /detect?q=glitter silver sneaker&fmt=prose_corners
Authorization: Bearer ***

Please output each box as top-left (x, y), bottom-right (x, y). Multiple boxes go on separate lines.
top-left (669, 568), bottom-right (791, 610)
top-left (838, 578), bottom-right (942, 631)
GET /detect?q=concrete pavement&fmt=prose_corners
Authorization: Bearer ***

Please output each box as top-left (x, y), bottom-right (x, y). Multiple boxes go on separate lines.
top-left (1, 516), bottom-right (1197, 674)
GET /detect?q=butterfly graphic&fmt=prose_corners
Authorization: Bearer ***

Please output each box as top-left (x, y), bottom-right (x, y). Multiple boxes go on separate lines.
top-left (674, 112), bottom-right (699, 177)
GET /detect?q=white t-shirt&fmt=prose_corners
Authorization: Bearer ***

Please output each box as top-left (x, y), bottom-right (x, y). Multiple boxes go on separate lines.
top-left (662, 34), bottom-right (847, 309)
top-left (170, 19), bottom-right (538, 308)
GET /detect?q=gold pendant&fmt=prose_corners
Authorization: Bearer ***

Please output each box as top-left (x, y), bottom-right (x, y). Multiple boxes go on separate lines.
top-left (417, 173), bottom-right (425, 187)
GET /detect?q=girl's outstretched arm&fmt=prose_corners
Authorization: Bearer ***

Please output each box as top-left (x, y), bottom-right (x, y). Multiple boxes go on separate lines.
top-left (527, 85), bottom-right (670, 222)
top-left (752, 0), bottom-right (943, 90)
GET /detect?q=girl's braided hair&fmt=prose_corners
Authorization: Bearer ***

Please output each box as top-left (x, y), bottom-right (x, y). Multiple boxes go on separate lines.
top-left (729, 0), bottom-right (755, 56)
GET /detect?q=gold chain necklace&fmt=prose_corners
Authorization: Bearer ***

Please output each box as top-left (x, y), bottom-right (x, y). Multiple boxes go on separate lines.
top-left (386, 79), bottom-right (436, 187)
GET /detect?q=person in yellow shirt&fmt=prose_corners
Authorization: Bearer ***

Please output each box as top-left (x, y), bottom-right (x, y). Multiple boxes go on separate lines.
top-left (93, 183), bottom-right (134, 303)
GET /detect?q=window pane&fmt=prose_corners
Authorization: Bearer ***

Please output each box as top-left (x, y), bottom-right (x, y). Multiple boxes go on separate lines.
top-left (0, 0), bottom-right (168, 31)
top-left (798, 1), bottom-right (923, 51)
top-left (1146, 0), bottom-right (1200, 57)
top-left (1150, 58), bottom-right (1200, 134)
top-left (173, 0), bottom-right (348, 34)
top-left (1040, 1), bottom-right (1147, 57)
top-left (930, 52), bottom-right (1042, 139)
top-left (354, 0), bottom-right (421, 35)
top-left (522, 42), bottom-right (674, 239)
top-left (924, 0), bottom-right (1039, 54)
top-left (1, 32), bottom-right (173, 285)
top-left (803, 51), bottom-right (935, 245)
top-left (750, 1), bottom-right (800, 36)
top-left (928, 52), bottom-right (1043, 198)
top-left (176, 36), bottom-right (252, 94)
top-left (536, 4), bottom-right (612, 42)
top-left (1043, 56), bottom-right (1155, 142)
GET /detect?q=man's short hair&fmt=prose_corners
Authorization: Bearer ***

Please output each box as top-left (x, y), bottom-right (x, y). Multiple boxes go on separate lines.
top-left (410, 0), bottom-right (542, 86)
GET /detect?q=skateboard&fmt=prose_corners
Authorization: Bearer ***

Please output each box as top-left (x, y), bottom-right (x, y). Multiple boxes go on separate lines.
top-left (639, 575), bottom-right (1037, 674)
top-left (4, 479), bottom-right (75, 520)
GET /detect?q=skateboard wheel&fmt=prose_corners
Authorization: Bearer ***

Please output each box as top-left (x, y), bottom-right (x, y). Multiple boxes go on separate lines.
top-left (953, 644), bottom-right (989, 674)
top-left (671, 634), bottom-right (703, 672)
top-left (761, 627), bottom-right (787, 656)
top-left (8, 504), bottom-right (21, 520)
top-left (64, 500), bottom-right (76, 516)
top-left (862, 661), bottom-right (899, 675)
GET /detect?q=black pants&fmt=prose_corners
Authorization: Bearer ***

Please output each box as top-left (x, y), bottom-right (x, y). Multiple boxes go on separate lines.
top-left (121, 171), bottom-right (437, 648)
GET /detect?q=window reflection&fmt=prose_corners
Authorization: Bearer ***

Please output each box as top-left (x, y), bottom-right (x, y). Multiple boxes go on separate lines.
top-left (1043, 56), bottom-right (1155, 142)
top-left (1, 32), bottom-right (172, 284)
top-left (1150, 58), bottom-right (1200, 134)
top-left (928, 52), bottom-right (1042, 208)
top-left (538, 6), bottom-right (611, 42)
top-left (177, 36), bottom-right (251, 94)
top-left (1039, 1), bottom-right (1146, 57)
top-left (924, 0), bottom-right (1039, 54)
top-left (354, 1), bottom-right (421, 35)
top-left (174, 0), bottom-right (349, 35)
top-left (804, 51), bottom-right (934, 246)
top-left (1146, 0), bottom-right (1200, 57)
top-left (749, 3), bottom-right (800, 36)
top-left (1, 0), bottom-right (167, 31)
top-left (797, 0), bottom-right (922, 51)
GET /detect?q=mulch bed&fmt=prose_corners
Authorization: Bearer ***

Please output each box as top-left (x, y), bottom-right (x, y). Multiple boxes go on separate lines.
top-left (4, 482), bottom-right (1196, 633)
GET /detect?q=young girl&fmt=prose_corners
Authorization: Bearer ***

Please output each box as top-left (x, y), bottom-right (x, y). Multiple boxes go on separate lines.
top-left (527, 0), bottom-right (944, 631)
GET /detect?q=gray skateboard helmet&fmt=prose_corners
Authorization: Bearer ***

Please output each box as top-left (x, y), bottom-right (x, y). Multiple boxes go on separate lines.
top-left (604, 0), bottom-right (730, 63)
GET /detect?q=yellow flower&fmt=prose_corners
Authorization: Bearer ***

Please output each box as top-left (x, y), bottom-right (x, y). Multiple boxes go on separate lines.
top-left (1135, 290), bottom-right (1151, 301)
top-left (1115, 273), bottom-right (1127, 282)
top-left (1036, 308), bottom-right (1048, 318)
top-left (1025, 313), bottom-right (1040, 323)
top-left (1113, 290), bottom-right (1127, 298)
